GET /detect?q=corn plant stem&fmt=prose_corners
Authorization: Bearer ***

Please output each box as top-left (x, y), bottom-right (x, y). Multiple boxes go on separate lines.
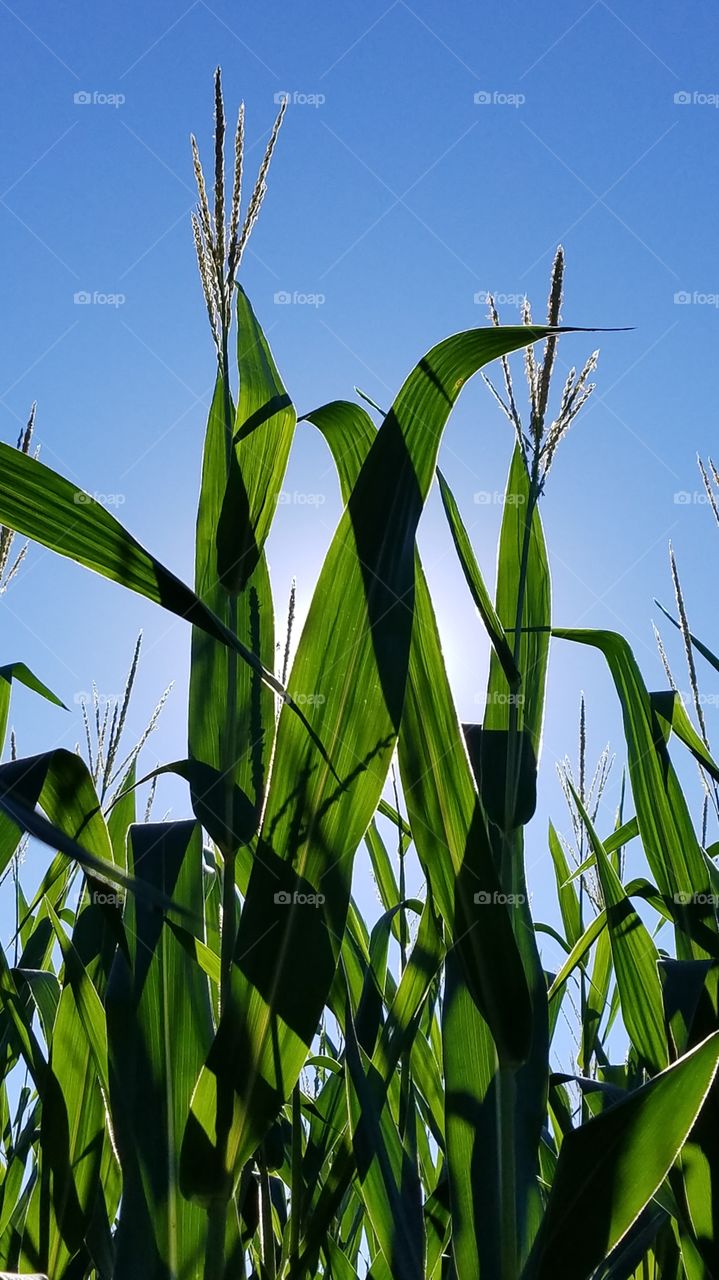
top-left (12, 854), bottom-right (19, 967)
top-left (259, 1150), bottom-right (276, 1280)
top-left (205, 1199), bottom-right (227, 1280)
top-left (205, 323), bottom-right (240, 1280)
top-left (502, 451), bottom-right (541, 866)
top-left (289, 1082), bottom-right (302, 1268)
top-left (498, 1063), bottom-right (518, 1280)
top-left (497, 449), bottom-right (541, 1279)
top-left (579, 875), bottom-right (589, 1110)
top-left (219, 324), bottom-right (240, 1014)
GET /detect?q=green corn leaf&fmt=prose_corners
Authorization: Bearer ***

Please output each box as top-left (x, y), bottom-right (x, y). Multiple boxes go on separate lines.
top-left (436, 469), bottom-right (520, 689)
top-left (524, 1031), bottom-right (719, 1280)
top-left (562, 817), bottom-right (639, 886)
top-left (554, 630), bottom-right (719, 961)
top-left (650, 689), bottom-right (719, 784)
top-left (654, 600), bottom-right (719, 678)
top-left (308, 396), bottom-right (537, 1276)
top-left (189, 371), bottom-right (276, 832)
top-left (23, 888), bottom-right (120, 1280)
top-left (548, 877), bottom-right (670, 1001)
top-left (124, 759), bottom-right (258, 852)
top-left (364, 820), bottom-right (401, 921)
top-left (106, 762), bottom-right (135, 870)
top-left (0, 442), bottom-right (290, 707)
top-left (343, 998), bottom-right (424, 1280)
top-left (290, 895), bottom-right (444, 1280)
top-left (181, 325), bottom-right (557, 1202)
top-left (571, 785), bottom-right (668, 1075)
top-left (0, 941), bottom-right (97, 1278)
top-left (478, 441), bottom-right (553, 1265)
top-left (45, 902), bottom-right (110, 1096)
top-left (216, 286), bottom-right (296, 592)
top-left (106, 821), bottom-right (214, 1279)
top-left (0, 752), bottom-right (185, 915)
top-left (548, 821), bottom-right (582, 951)
top-left (12, 970), bottom-right (60, 1047)
top-left (442, 949), bottom-right (503, 1278)
top-left (307, 398), bottom-right (532, 1063)
top-left (0, 665), bottom-right (66, 758)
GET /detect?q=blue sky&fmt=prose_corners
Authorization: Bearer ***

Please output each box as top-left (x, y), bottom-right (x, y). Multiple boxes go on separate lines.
top-left (1, 0), bottom-right (718, 996)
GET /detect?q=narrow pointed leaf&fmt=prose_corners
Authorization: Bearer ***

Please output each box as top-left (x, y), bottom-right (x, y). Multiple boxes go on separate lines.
top-left (436, 469), bottom-right (520, 689)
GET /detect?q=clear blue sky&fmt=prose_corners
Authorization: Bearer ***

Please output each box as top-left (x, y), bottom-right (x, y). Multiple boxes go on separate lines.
top-left (2, 0), bottom-right (718, 994)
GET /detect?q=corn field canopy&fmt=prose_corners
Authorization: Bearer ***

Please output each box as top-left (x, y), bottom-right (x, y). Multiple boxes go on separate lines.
top-left (1, 70), bottom-right (719, 1280)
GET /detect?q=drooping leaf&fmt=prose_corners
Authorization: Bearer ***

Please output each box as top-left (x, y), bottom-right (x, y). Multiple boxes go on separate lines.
top-left (650, 688), bottom-right (719, 784)
top-left (0, 665), bottom-right (66, 758)
top-left (0, 752), bottom-right (185, 915)
top-left (0, 442), bottom-right (289, 706)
